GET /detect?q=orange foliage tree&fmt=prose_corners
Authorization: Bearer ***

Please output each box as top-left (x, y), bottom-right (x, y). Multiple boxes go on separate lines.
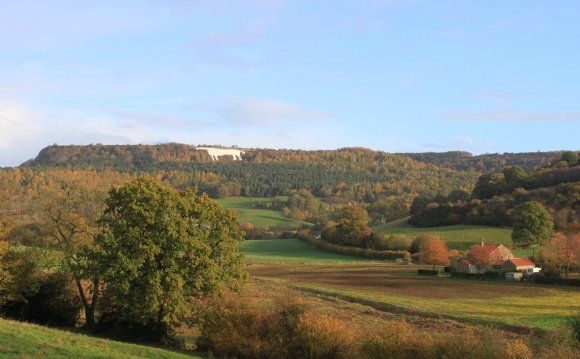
top-left (468, 245), bottom-right (493, 273)
top-left (547, 232), bottom-right (580, 278)
top-left (419, 238), bottom-right (449, 269)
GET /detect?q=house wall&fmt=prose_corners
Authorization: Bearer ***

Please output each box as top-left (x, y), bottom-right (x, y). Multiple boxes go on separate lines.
top-left (503, 262), bottom-right (534, 271)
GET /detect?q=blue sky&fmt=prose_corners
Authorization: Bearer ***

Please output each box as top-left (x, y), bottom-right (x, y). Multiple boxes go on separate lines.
top-left (1, 0), bottom-right (579, 166)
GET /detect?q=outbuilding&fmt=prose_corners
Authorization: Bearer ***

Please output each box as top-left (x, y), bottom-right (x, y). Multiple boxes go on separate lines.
top-left (502, 258), bottom-right (535, 272)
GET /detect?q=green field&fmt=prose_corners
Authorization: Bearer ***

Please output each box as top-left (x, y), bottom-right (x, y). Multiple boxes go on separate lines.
top-left (0, 318), bottom-right (200, 359)
top-left (373, 217), bottom-right (514, 251)
top-left (216, 197), bottom-right (304, 228)
top-left (245, 240), bottom-right (580, 331)
top-left (241, 239), bottom-right (373, 263)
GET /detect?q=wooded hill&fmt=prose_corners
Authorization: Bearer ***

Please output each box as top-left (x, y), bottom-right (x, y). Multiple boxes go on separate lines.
top-left (3, 144), bottom-right (574, 230)
top-left (409, 152), bottom-right (580, 231)
top-left (20, 144), bottom-right (482, 200)
top-left (398, 151), bottom-right (564, 172)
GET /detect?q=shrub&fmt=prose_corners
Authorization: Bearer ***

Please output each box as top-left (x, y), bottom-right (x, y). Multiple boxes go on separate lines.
top-left (2, 272), bottom-right (81, 327)
top-left (504, 339), bottom-right (533, 359)
top-left (297, 312), bottom-right (356, 359)
top-left (199, 297), bottom-right (357, 359)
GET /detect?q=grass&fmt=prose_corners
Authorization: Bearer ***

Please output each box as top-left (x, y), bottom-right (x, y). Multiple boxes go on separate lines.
top-left (0, 318), bottom-right (201, 359)
top-left (216, 197), bottom-right (304, 228)
top-left (248, 262), bottom-right (580, 331)
top-left (242, 239), bottom-right (579, 331)
top-left (241, 239), bottom-right (373, 263)
top-left (373, 217), bottom-right (513, 250)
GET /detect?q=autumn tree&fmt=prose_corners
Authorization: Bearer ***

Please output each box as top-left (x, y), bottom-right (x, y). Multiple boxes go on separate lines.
top-left (324, 205), bottom-right (372, 247)
top-left (36, 185), bottom-right (103, 328)
top-left (419, 238), bottom-right (449, 269)
top-left (92, 178), bottom-right (245, 339)
top-left (468, 244), bottom-right (493, 273)
top-left (545, 232), bottom-right (580, 278)
top-left (511, 201), bottom-right (553, 249)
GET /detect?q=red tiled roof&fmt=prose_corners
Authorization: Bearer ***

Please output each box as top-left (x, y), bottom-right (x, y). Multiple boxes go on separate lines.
top-left (492, 260), bottom-right (505, 266)
top-left (469, 243), bottom-right (500, 254)
top-left (506, 258), bottom-right (535, 266)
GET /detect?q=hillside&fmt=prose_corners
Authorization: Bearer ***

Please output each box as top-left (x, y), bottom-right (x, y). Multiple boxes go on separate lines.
top-left (17, 144), bottom-right (481, 201)
top-left (0, 318), bottom-right (200, 358)
top-left (409, 153), bottom-right (580, 230)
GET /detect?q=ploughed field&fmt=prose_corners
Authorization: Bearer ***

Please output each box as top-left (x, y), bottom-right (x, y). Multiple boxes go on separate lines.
top-left (242, 239), bottom-right (580, 331)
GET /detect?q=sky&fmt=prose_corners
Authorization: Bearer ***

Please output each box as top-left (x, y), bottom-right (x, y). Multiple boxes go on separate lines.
top-left (1, 0), bottom-right (579, 166)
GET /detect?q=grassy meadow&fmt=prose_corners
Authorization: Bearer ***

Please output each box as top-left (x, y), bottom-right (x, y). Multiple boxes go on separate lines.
top-left (372, 217), bottom-right (543, 257)
top-left (241, 239), bottom-right (373, 263)
top-left (241, 240), bottom-right (580, 332)
top-left (0, 318), bottom-right (200, 359)
top-left (373, 217), bottom-right (514, 250)
top-left (216, 197), bottom-right (303, 228)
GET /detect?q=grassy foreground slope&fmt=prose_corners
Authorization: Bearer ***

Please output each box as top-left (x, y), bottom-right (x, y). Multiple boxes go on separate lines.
top-left (0, 318), bottom-right (200, 359)
top-left (241, 239), bottom-right (372, 263)
top-left (373, 217), bottom-right (513, 250)
top-left (216, 197), bottom-right (300, 228)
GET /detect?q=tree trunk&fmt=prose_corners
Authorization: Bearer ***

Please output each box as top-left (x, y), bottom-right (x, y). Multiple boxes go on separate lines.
top-left (75, 278), bottom-right (99, 329)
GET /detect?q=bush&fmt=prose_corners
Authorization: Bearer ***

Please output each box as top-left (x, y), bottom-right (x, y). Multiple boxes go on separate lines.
top-left (417, 269), bottom-right (440, 276)
top-left (199, 298), bottom-right (356, 359)
top-left (95, 313), bottom-right (175, 345)
top-left (2, 272), bottom-right (81, 327)
top-left (372, 233), bottom-right (412, 251)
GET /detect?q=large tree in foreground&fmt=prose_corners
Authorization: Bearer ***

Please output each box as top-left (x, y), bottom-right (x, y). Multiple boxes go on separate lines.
top-left (93, 178), bottom-right (245, 337)
top-left (511, 201), bottom-right (553, 249)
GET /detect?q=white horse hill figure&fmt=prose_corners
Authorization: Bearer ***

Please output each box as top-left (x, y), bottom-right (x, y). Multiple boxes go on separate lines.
top-left (197, 147), bottom-right (245, 161)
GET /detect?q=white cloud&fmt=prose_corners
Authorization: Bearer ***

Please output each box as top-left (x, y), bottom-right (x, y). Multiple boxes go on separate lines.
top-left (193, 96), bottom-right (333, 126)
top-left (0, 102), bottom-right (41, 150)
top-left (442, 107), bottom-right (580, 122)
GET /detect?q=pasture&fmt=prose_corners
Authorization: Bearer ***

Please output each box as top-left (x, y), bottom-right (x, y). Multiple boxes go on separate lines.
top-left (216, 197), bottom-right (302, 228)
top-left (241, 239), bottom-right (373, 263)
top-left (242, 239), bottom-right (580, 331)
top-left (0, 318), bottom-right (200, 359)
top-left (373, 217), bottom-right (515, 251)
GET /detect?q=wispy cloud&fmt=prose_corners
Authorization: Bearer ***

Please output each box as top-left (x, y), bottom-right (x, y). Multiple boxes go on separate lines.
top-left (192, 96), bottom-right (333, 126)
top-left (442, 108), bottom-right (580, 122)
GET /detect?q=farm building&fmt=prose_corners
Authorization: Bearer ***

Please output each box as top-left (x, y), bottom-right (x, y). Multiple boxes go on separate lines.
top-left (454, 242), bottom-right (514, 273)
top-left (455, 259), bottom-right (479, 274)
top-left (502, 258), bottom-right (536, 272)
top-left (470, 242), bottom-right (513, 262)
